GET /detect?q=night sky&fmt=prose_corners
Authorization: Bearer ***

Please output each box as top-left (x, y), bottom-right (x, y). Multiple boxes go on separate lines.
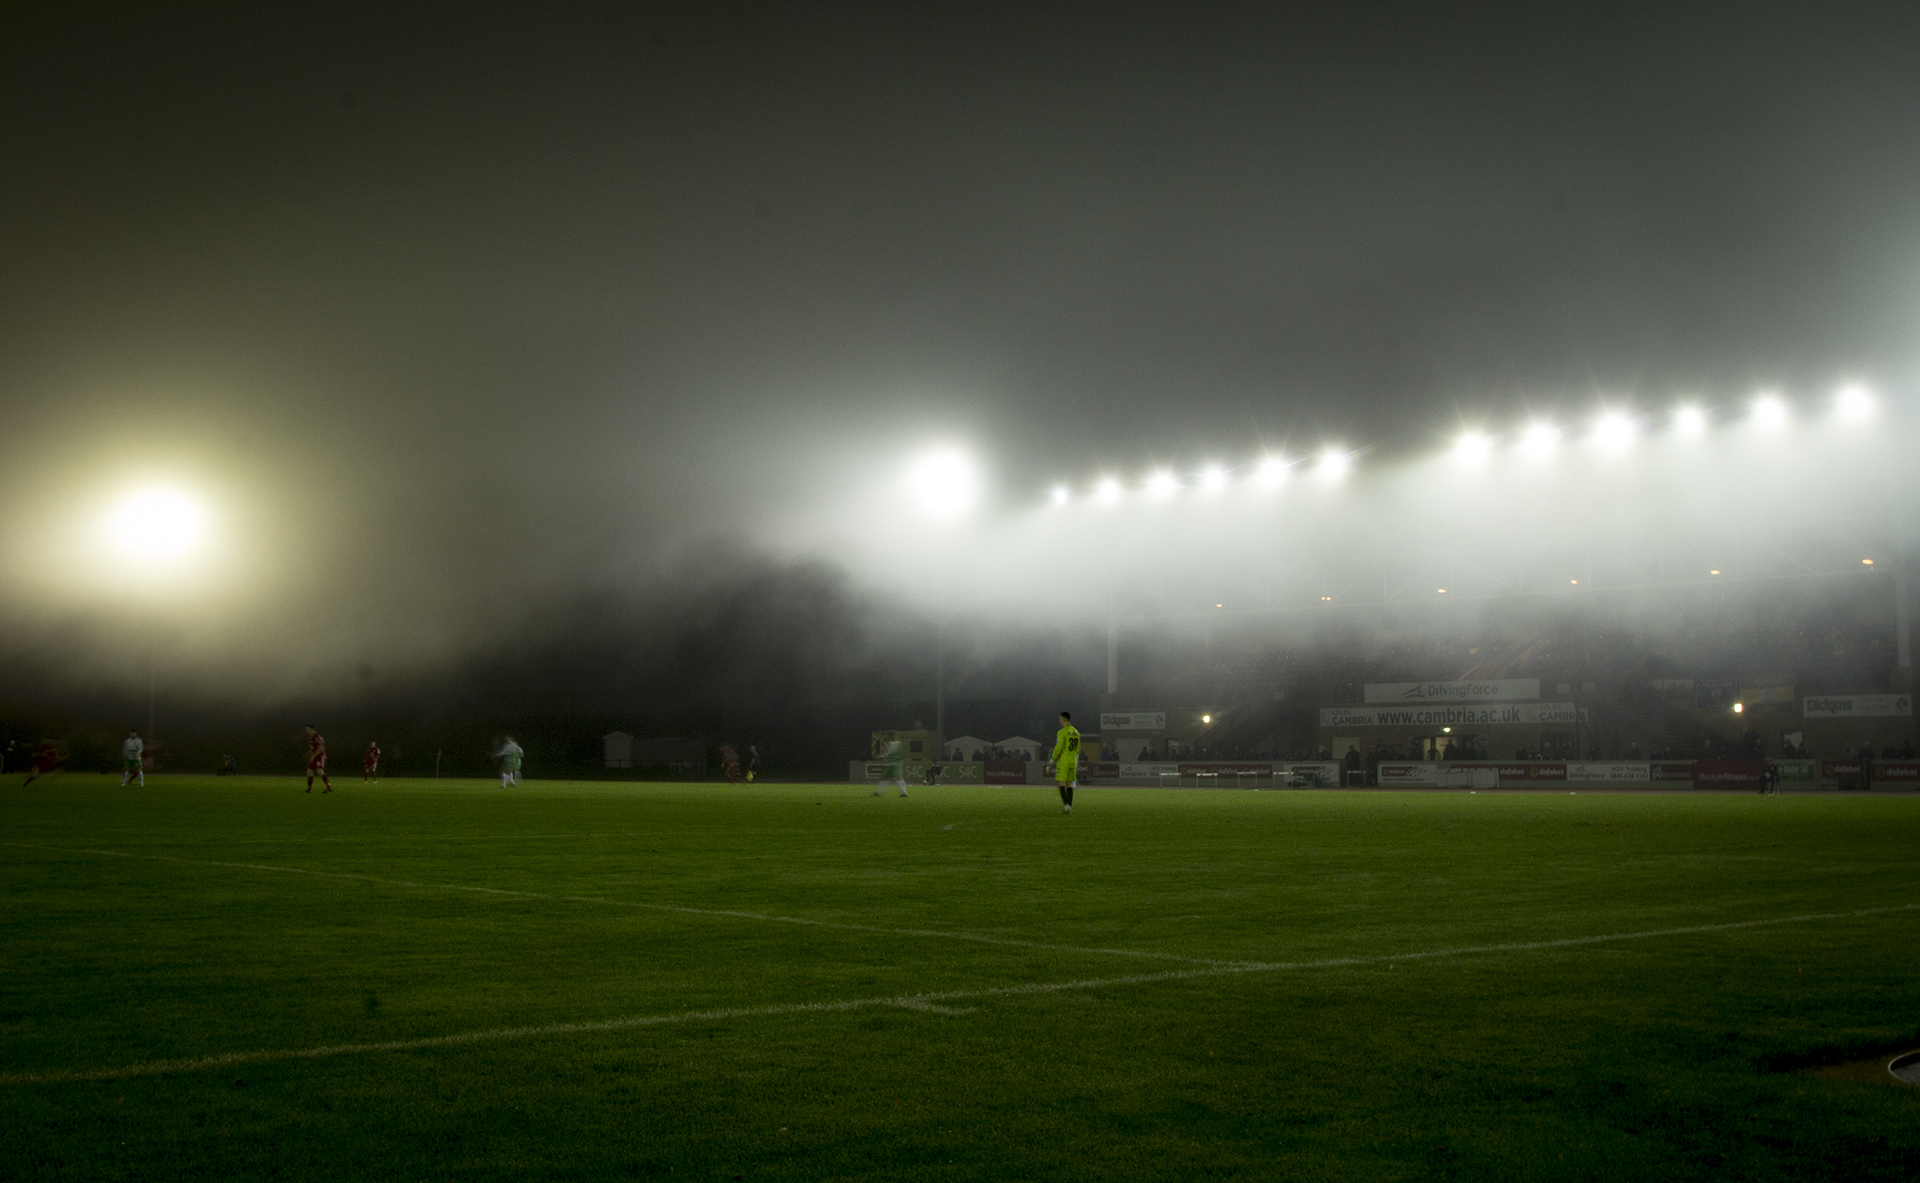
top-left (3, 3), bottom-right (1918, 712)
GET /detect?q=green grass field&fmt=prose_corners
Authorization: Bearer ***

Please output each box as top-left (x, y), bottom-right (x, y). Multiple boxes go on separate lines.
top-left (3, 777), bottom-right (1917, 1180)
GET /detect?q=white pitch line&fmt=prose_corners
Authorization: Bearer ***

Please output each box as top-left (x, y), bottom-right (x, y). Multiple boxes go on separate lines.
top-left (3, 842), bottom-right (1238, 967)
top-left (2, 901), bottom-right (1912, 1087)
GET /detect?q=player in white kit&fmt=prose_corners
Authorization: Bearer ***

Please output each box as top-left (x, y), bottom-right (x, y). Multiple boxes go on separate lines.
top-left (120, 731), bottom-right (145, 787)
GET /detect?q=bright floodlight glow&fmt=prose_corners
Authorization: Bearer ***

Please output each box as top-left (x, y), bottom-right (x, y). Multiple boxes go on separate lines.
top-left (1094, 476), bottom-right (1121, 504)
top-left (1315, 448), bottom-right (1350, 478)
top-left (1199, 465), bottom-right (1228, 493)
top-left (1452, 432), bottom-right (1492, 464)
top-left (109, 488), bottom-right (208, 563)
top-left (1050, 484), bottom-right (1069, 506)
top-left (1674, 405), bottom-right (1707, 436)
top-left (1146, 470), bottom-right (1178, 499)
top-left (1836, 383), bottom-right (1874, 421)
top-left (1751, 394), bottom-right (1788, 430)
top-left (904, 449), bottom-right (978, 520)
top-left (1591, 412), bottom-right (1636, 453)
top-left (1517, 422), bottom-right (1558, 458)
top-left (1254, 455), bottom-right (1290, 487)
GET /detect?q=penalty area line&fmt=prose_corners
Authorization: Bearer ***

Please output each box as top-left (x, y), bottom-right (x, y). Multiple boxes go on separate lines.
top-left (3, 901), bottom-right (1912, 1086)
top-left (1, 841), bottom-right (1238, 968)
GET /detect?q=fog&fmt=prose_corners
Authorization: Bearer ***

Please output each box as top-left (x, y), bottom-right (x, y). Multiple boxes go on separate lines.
top-left (3, 5), bottom-right (1919, 753)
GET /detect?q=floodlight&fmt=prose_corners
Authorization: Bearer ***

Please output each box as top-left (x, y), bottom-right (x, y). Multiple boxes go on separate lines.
top-left (1202, 713), bottom-right (1212, 724)
top-left (1591, 412), bottom-right (1636, 453)
top-left (1751, 394), bottom-right (1788, 430)
top-left (1452, 432), bottom-right (1491, 464)
top-left (1050, 485), bottom-right (1069, 506)
top-left (1315, 448), bottom-right (1350, 478)
top-left (1095, 476), bottom-right (1121, 504)
top-left (1863, 558), bottom-right (1875, 566)
top-left (1517, 422), bottom-right (1558, 458)
top-left (1146, 470), bottom-right (1178, 498)
top-left (1733, 702), bottom-right (1744, 713)
top-left (1836, 383), bottom-right (1874, 421)
top-left (905, 449), bottom-right (979, 519)
top-left (109, 488), bottom-right (208, 563)
top-left (1254, 455), bottom-right (1290, 487)
top-left (1673, 405), bottom-right (1707, 436)
top-left (1199, 465), bottom-right (1228, 493)
top-left (1437, 588), bottom-right (1447, 594)
top-left (1709, 569), bottom-right (1722, 576)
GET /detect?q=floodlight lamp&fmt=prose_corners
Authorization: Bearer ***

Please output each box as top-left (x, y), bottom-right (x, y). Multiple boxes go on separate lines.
top-left (1863, 558), bottom-right (1875, 566)
top-left (1591, 412), bottom-right (1636, 453)
top-left (1733, 702), bottom-right (1744, 713)
top-left (1315, 448), bottom-right (1350, 478)
top-left (1254, 456), bottom-right (1290, 487)
top-left (1709, 569), bottom-right (1721, 576)
top-left (109, 488), bottom-right (208, 563)
top-left (904, 448), bottom-right (979, 520)
top-left (1517, 422), bottom-right (1558, 458)
top-left (1051, 484), bottom-right (1070, 506)
top-left (1836, 383), bottom-right (1874, 421)
top-left (1673, 405), bottom-right (1707, 437)
top-left (1452, 432), bottom-right (1491, 464)
top-left (1146, 470), bottom-right (1178, 499)
top-left (1199, 465), bottom-right (1228, 493)
top-left (1095, 476), bottom-right (1121, 504)
top-left (1751, 394), bottom-right (1788, 430)
top-left (1202, 714), bottom-right (1212, 724)
top-left (1442, 726), bottom-right (1452, 733)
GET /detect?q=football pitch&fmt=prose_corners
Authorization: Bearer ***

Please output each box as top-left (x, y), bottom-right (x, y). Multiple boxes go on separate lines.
top-left (3, 779), bottom-right (1917, 1180)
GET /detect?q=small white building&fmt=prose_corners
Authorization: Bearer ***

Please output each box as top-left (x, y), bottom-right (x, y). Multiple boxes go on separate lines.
top-left (603, 731), bottom-right (634, 769)
top-left (999, 736), bottom-right (1042, 760)
top-left (946, 734), bottom-right (992, 761)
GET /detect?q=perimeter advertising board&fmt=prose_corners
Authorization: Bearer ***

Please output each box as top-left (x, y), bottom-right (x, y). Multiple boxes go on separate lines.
top-left (1376, 762), bottom-right (1441, 785)
top-left (1100, 711), bottom-right (1168, 731)
top-left (1803, 694), bottom-right (1913, 718)
top-left (1565, 762), bottom-right (1649, 782)
top-left (984, 760), bottom-right (1028, 784)
top-left (1364, 679), bottom-right (1540, 704)
top-left (1871, 761), bottom-right (1920, 781)
top-left (1693, 760), bottom-right (1764, 789)
top-left (1321, 702), bottom-right (1578, 728)
top-left (1499, 762), bottom-right (1567, 780)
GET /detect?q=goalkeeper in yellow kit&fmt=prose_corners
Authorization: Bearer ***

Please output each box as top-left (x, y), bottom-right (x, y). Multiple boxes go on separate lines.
top-left (1049, 711), bottom-right (1081, 813)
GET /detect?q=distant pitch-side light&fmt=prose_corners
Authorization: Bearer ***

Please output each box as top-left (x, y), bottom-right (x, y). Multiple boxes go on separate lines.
top-left (1199, 465), bottom-right (1228, 493)
top-left (1674, 405), bottom-right (1707, 436)
top-left (1315, 448), bottom-right (1350, 478)
top-left (1733, 702), bottom-right (1745, 713)
top-left (1255, 455), bottom-right (1290, 487)
top-left (1517, 422), bottom-right (1558, 458)
top-left (1836, 383), bottom-right (1875, 421)
top-left (1202, 714), bottom-right (1212, 724)
top-left (905, 448), bottom-right (979, 520)
top-left (1437, 588), bottom-right (1448, 594)
top-left (1051, 484), bottom-right (1070, 506)
top-left (1709, 569), bottom-right (1722, 576)
top-left (1863, 558), bottom-right (1875, 566)
top-left (1146, 470), bottom-right (1178, 498)
top-left (1591, 412), bottom-right (1636, 453)
top-left (1751, 394), bottom-right (1788, 430)
top-left (110, 487), bottom-right (209, 563)
top-left (1095, 476), bottom-right (1121, 504)
top-left (1452, 432), bottom-right (1491, 464)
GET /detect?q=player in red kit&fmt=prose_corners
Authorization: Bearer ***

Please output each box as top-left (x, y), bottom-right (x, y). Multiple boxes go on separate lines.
top-left (363, 740), bottom-right (380, 783)
top-left (21, 741), bottom-right (64, 786)
top-left (304, 726), bottom-right (333, 793)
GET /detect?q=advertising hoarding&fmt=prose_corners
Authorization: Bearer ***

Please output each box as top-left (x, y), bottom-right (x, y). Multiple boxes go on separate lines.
top-left (1364, 679), bottom-right (1540, 704)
